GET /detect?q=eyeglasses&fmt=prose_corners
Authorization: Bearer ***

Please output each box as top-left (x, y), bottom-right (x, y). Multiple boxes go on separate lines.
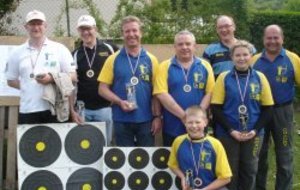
top-left (217, 24), bottom-right (233, 30)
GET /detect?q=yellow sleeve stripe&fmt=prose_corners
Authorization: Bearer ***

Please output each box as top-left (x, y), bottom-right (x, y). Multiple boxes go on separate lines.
top-left (211, 71), bottom-right (229, 104)
top-left (199, 58), bottom-right (215, 93)
top-left (167, 134), bottom-right (188, 169)
top-left (146, 52), bottom-right (159, 91)
top-left (153, 59), bottom-right (172, 95)
top-left (97, 51), bottom-right (120, 85)
top-left (286, 50), bottom-right (300, 86)
top-left (256, 71), bottom-right (274, 106)
top-left (249, 53), bottom-right (262, 67)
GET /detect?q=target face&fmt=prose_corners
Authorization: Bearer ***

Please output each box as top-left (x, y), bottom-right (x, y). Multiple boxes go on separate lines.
top-left (128, 171), bottom-right (149, 190)
top-left (66, 168), bottom-right (102, 190)
top-left (104, 148), bottom-right (126, 169)
top-left (128, 148), bottom-right (149, 169)
top-left (104, 171), bottom-right (125, 190)
top-left (19, 125), bottom-right (62, 167)
top-left (151, 171), bottom-right (173, 190)
top-left (152, 148), bottom-right (170, 169)
top-left (21, 170), bottom-right (63, 190)
top-left (65, 124), bottom-right (105, 165)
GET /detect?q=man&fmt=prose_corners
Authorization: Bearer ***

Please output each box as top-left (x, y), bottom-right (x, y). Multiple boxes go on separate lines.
top-left (6, 10), bottom-right (76, 124)
top-left (70, 15), bottom-right (118, 145)
top-left (203, 15), bottom-right (238, 78)
top-left (251, 24), bottom-right (300, 190)
top-left (154, 30), bottom-right (215, 146)
top-left (98, 16), bottom-right (162, 146)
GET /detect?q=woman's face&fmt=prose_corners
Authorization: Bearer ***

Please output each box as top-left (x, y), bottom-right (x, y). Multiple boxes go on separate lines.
top-left (232, 46), bottom-right (252, 71)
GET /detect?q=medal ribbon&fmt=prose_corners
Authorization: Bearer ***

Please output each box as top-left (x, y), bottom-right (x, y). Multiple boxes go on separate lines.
top-left (29, 39), bottom-right (45, 75)
top-left (126, 49), bottom-right (141, 77)
top-left (189, 138), bottom-right (205, 178)
top-left (178, 58), bottom-right (194, 85)
top-left (83, 44), bottom-right (97, 70)
top-left (235, 69), bottom-right (250, 104)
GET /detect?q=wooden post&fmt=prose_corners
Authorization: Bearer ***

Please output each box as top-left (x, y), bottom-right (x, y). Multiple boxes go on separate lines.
top-left (0, 107), bottom-right (5, 189)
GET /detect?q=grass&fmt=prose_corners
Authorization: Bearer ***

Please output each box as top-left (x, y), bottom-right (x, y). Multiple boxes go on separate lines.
top-left (266, 111), bottom-right (300, 189)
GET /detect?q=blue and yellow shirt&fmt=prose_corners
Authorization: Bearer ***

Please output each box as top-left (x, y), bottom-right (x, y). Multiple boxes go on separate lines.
top-left (154, 57), bottom-right (215, 137)
top-left (168, 134), bottom-right (232, 188)
top-left (98, 47), bottom-right (159, 122)
top-left (251, 48), bottom-right (300, 104)
top-left (211, 68), bottom-right (274, 137)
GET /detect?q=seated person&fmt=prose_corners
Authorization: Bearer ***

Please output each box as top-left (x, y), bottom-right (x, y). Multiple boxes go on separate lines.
top-left (168, 105), bottom-right (232, 190)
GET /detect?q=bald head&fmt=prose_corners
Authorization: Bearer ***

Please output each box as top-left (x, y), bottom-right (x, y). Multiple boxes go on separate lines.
top-left (263, 24), bottom-right (284, 55)
top-left (264, 24), bottom-right (284, 38)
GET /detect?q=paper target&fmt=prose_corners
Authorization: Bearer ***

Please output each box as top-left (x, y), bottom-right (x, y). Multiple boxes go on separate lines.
top-left (151, 171), bottom-right (173, 190)
top-left (66, 167), bottom-right (102, 190)
top-left (21, 170), bottom-right (63, 190)
top-left (19, 125), bottom-right (62, 167)
top-left (104, 148), bottom-right (126, 169)
top-left (65, 124), bottom-right (105, 165)
top-left (128, 171), bottom-right (149, 190)
top-left (104, 171), bottom-right (125, 190)
top-left (152, 148), bottom-right (170, 169)
top-left (128, 148), bottom-right (149, 169)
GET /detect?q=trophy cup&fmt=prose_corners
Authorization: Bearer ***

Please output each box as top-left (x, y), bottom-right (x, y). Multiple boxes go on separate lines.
top-left (126, 83), bottom-right (138, 109)
top-left (238, 104), bottom-right (248, 135)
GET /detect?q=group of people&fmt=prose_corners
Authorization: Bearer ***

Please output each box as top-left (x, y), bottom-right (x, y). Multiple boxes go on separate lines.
top-left (5, 10), bottom-right (299, 190)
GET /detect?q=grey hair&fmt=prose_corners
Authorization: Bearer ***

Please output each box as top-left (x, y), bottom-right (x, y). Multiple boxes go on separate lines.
top-left (174, 30), bottom-right (196, 43)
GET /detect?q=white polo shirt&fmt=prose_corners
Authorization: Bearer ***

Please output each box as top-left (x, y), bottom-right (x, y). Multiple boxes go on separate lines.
top-left (6, 38), bottom-right (76, 113)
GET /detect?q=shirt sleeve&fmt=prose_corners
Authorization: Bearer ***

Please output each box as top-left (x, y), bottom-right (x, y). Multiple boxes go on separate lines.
top-left (286, 51), bottom-right (300, 86)
top-left (211, 72), bottom-right (228, 104)
top-left (257, 72), bottom-right (274, 106)
top-left (146, 52), bottom-right (159, 88)
top-left (201, 59), bottom-right (215, 93)
top-left (5, 47), bottom-right (20, 80)
top-left (153, 60), bottom-right (171, 94)
top-left (58, 44), bottom-right (76, 73)
top-left (167, 135), bottom-right (186, 169)
top-left (98, 52), bottom-right (118, 85)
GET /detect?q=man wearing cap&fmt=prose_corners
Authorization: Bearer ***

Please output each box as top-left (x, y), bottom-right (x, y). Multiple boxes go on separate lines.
top-left (6, 10), bottom-right (76, 124)
top-left (98, 16), bottom-right (162, 146)
top-left (70, 15), bottom-right (118, 145)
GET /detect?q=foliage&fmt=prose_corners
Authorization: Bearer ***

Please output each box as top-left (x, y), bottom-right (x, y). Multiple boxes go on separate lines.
top-left (0, 0), bottom-right (20, 35)
top-left (283, 0), bottom-right (300, 11)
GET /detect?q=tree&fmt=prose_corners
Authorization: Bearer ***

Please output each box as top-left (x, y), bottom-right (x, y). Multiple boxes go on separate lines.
top-left (0, 0), bottom-right (21, 34)
top-left (284, 0), bottom-right (300, 11)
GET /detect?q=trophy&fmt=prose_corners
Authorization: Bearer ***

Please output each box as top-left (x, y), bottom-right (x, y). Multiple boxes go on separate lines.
top-left (126, 83), bottom-right (138, 109)
top-left (185, 169), bottom-right (193, 190)
top-left (238, 104), bottom-right (248, 134)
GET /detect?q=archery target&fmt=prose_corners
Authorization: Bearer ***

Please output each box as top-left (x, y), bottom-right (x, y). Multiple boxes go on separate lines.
top-left (17, 122), bottom-right (106, 190)
top-left (103, 147), bottom-right (180, 190)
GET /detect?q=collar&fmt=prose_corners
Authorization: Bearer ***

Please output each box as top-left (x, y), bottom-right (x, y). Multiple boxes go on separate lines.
top-left (79, 38), bottom-right (101, 50)
top-left (230, 66), bottom-right (253, 77)
top-left (120, 47), bottom-right (146, 57)
top-left (187, 134), bottom-right (207, 143)
top-left (261, 48), bottom-right (285, 59)
top-left (170, 56), bottom-right (201, 67)
top-left (26, 37), bottom-right (48, 50)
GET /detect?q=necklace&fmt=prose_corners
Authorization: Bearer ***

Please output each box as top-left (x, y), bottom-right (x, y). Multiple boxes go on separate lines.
top-left (83, 44), bottom-right (97, 78)
top-left (126, 49), bottom-right (141, 85)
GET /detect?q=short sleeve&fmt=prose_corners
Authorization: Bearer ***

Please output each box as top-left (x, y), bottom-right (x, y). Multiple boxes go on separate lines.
top-left (211, 72), bottom-right (228, 104)
top-left (153, 60), bottom-right (171, 94)
top-left (98, 52), bottom-right (119, 85)
top-left (257, 72), bottom-right (274, 106)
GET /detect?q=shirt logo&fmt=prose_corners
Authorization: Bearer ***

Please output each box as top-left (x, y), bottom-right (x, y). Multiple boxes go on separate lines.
top-left (139, 64), bottom-right (150, 82)
top-left (193, 72), bottom-right (205, 89)
top-left (99, 51), bottom-right (109, 57)
top-left (250, 83), bottom-right (260, 101)
top-left (215, 52), bottom-right (224, 57)
top-left (276, 65), bottom-right (288, 83)
top-left (200, 150), bottom-right (212, 170)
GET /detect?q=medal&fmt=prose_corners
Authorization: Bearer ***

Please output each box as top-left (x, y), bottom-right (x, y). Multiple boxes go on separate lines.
top-left (238, 104), bottom-right (247, 115)
top-left (130, 76), bottom-right (139, 85)
top-left (83, 44), bottom-right (97, 78)
top-left (86, 69), bottom-right (95, 78)
top-left (183, 84), bottom-right (192, 92)
top-left (193, 177), bottom-right (203, 187)
top-left (29, 73), bottom-right (34, 78)
top-left (29, 39), bottom-right (45, 79)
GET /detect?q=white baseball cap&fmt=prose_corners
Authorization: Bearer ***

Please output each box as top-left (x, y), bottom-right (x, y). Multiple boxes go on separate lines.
top-left (77, 15), bottom-right (96, 28)
top-left (26, 10), bottom-right (46, 23)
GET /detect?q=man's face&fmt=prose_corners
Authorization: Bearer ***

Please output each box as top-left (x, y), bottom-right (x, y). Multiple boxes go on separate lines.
top-left (77, 26), bottom-right (97, 45)
top-left (216, 17), bottom-right (235, 42)
top-left (122, 21), bottom-right (142, 48)
top-left (25, 20), bottom-right (46, 39)
top-left (174, 34), bottom-right (196, 61)
top-left (263, 26), bottom-right (283, 55)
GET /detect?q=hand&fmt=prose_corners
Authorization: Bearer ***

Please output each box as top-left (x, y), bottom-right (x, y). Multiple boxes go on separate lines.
top-left (119, 100), bottom-right (136, 112)
top-left (70, 110), bottom-right (84, 124)
top-left (36, 73), bottom-right (53, 85)
top-left (181, 177), bottom-right (189, 190)
top-left (151, 117), bottom-right (162, 135)
top-left (230, 130), bottom-right (243, 142)
top-left (241, 130), bottom-right (256, 141)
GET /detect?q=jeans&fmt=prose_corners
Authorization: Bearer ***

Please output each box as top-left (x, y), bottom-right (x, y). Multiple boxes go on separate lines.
top-left (85, 107), bottom-right (113, 145)
top-left (114, 121), bottom-right (154, 146)
top-left (19, 110), bottom-right (58, 124)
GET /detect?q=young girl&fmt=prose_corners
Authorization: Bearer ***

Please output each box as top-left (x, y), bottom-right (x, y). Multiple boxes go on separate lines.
top-left (211, 40), bottom-right (274, 190)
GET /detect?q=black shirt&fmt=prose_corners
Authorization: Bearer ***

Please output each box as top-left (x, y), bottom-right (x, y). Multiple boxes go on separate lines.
top-left (73, 39), bottom-right (119, 110)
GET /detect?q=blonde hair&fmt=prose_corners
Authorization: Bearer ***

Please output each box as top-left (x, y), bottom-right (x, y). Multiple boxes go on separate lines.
top-left (121, 15), bottom-right (143, 30)
top-left (185, 105), bottom-right (207, 119)
top-left (230, 40), bottom-right (255, 56)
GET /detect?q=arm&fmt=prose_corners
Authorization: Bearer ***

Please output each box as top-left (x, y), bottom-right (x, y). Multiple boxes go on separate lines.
top-left (200, 177), bottom-right (231, 190)
top-left (69, 89), bottom-right (84, 124)
top-left (7, 80), bottom-right (20, 89)
top-left (151, 96), bottom-right (162, 135)
top-left (200, 92), bottom-right (212, 110)
top-left (156, 93), bottom-right (185, 121)
top-left (98, 82), bottom-right (134, 112)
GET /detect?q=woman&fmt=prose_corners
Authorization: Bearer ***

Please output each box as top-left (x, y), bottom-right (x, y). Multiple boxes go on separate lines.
top-left (211, 40), bottom-right (274, 190)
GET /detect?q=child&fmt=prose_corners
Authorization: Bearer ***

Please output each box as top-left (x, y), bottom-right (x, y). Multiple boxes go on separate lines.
top-left (168, 105), bottom-right (232, 190)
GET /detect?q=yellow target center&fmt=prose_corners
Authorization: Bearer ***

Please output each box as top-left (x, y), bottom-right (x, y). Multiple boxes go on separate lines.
top-left (136, 179), bottom-right (141, 184)
top-left (37, 186), bottom-right (47, 190)
top-left (159, 179), bottom-right (165, 184)
top-left (112, 156), bottom-right (118, 162)
top-left (80, 139), bottom-right (90, 149)
top-left (36, 142), bottom-right (46, 152)
top-left (136, 156), bottom-right (142, 162)
top-left (112, 179), bottom-right (118, 184)
top-left (159, 156), bottom-right (165, 162)
top-left (82, 183), bottom-right (91, 190)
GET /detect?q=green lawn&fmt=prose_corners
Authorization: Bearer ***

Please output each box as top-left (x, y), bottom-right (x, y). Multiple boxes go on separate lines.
top-left (266, 111), bottom-right (300, 189)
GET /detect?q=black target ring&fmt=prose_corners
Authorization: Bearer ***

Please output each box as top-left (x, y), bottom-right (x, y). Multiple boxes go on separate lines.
top-left (152, 148), bottom-right (170, 169)
top-left (175, 176), bottom-right (182, 189)
top-left (151, 171), bottom-right (173, 190)
top-left (128, 148), bottom-right (149, 169)
top-left (21, 170), bottom-right (63, 190)
top-left (65, 124), bottom-right (105, 165)
top-left (19, 125), bottom-right (62, 167)
top-left (128, 171), bottom-right (149, 190)
top-left (66, 167), bottom-right (102, 190)
top-left (104, 148), bottom-right (126, 169)
top-left (104, 171), bottom-right (125, 190)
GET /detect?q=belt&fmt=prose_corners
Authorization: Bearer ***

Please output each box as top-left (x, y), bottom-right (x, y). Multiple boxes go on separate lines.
top-left (274, 100), bottom-right (293, 107)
